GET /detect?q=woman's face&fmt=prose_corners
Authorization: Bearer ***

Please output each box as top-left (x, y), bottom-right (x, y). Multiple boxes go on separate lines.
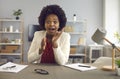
top-left (45, 14), bottom-right (60, 35)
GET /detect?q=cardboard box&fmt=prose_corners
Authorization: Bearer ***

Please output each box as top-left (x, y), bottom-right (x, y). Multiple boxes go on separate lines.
top-left (70, 47), bottom-right (76, 54)
top-left (0, 45), bottom-right (19, 53)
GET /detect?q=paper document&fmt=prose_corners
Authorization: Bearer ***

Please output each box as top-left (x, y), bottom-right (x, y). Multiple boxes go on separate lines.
top-left (0, 62), bottom-right (28, 73)
top-left (64, 63), bottom-right (97, 71)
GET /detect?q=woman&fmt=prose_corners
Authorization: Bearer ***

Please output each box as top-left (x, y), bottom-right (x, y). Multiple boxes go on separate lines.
top-left (28, 4), bottom-right (70, 65)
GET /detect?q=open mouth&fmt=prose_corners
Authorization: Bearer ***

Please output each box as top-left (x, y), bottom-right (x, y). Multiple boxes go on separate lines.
top-left (48, 27), bottom-right (56, 33)
top-left (49, 28), bottom-right (55, 30)
top-left (48, 27), bottom-right (56, 31)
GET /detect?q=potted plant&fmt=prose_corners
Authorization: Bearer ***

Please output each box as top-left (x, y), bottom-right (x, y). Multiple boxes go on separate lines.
top-left (13, 9), bottom-right (22, 20)
top-left (115, 58), bottom-right (120, 76)
top-left (114, 32), bottom-right (120, 43)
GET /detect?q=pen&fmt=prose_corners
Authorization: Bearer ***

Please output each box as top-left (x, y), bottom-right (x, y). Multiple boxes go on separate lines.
top-left (78, 65), bottom-right (91, 68)
top-left (9, 65), bottom-right (16, 68)
top-left (3, 65), bottom-right (16, 70)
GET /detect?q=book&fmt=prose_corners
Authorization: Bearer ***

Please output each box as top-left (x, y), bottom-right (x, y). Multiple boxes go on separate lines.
top-left (64, 63), bottom-right (97, 71)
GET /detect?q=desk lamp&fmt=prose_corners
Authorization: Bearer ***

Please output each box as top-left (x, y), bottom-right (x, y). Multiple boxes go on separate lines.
top-left (92, 28), bottom-right (120, 71)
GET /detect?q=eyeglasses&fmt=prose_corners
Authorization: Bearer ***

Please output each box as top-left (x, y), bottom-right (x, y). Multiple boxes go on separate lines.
top-left (34, 69), bottom-right (49, 75)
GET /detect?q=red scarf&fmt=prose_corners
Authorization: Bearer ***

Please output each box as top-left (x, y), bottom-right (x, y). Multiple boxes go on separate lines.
top-left (40, 39), bottom-right (56, 63)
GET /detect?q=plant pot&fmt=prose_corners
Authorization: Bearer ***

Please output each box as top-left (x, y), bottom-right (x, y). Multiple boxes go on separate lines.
top-left (16, 16), bottom-right (19, 20)
top-left (116, 67), bottom-right (120, 76)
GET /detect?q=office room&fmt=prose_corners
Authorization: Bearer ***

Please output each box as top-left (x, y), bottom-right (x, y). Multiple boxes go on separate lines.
top-left (0, 0), bottom-right (120, 78)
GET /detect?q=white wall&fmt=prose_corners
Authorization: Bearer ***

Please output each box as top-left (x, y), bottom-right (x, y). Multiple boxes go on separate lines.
top-left (0, 0), bottom-right (103, 62)
top-left (104, 0), bottom-right (120, 44)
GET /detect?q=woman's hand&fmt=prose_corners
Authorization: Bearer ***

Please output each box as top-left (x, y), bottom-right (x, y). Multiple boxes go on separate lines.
top-left (39, 38), bottom-right (46, 54)
top-left (41, 38), bottom-right (46, 50)
top-left (52, 31), bottom-right (62, 48)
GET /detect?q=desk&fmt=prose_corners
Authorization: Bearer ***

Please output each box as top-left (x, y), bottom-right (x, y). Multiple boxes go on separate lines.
top-left (0, 63), bottom-right (119, 79)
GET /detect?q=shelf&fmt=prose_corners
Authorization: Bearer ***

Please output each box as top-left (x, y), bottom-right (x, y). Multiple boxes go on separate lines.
top-left (70, 44), bottom-right (85, 46)
top-left (89, 45), bottom-right (104, 63)
top-left (0, 18), bottom-right (24, 63)
top-left (67, 20), bottom-right (86, 23)
top-left (66, 20), bottom-right (87, 63)
top-left (0, 43), bottom-right (22, 45)
top-left (0, 18), bottom-right (22, 22)
top-left (69, 53), bottom-right (86, 63)
top-left (67, 32), bottom-right (86, 35)
top-left (0, 53), bottom-right (21, 55)
top-left (70, 53), bottom-right (86, 56)
top-left (0, 31), bottom-right (22, 34)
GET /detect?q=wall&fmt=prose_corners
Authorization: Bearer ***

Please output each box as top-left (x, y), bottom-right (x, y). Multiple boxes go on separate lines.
top-left (102, 0), bottom-right (120, 59)
top-left (104, 0), bottom-right (120, 44)
top-left (0, 0), bottom-right (103, 62)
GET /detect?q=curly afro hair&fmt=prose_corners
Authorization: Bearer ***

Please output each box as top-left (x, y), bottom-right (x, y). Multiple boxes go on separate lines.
top-left (38, 4), bottom-right (67, 31)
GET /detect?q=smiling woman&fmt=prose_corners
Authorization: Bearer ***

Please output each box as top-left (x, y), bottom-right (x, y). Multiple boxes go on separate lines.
top-left (28, 4), bottom-right (70, 65)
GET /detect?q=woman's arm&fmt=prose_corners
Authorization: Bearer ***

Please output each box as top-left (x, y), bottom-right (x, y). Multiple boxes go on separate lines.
top-left (28, 31), bottom-right (43, 63)
top-left (53, 33), bottom-right (70, 65)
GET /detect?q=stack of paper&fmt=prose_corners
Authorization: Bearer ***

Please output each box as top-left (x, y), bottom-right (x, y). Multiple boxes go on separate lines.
top-left (0, 62), bottom-right (28, 73)
top-left (64, 63), bottom-right (97, 71)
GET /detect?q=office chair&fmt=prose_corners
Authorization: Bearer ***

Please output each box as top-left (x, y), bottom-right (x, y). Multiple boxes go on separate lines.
top-left (28, 24), bottom-right (43, 41)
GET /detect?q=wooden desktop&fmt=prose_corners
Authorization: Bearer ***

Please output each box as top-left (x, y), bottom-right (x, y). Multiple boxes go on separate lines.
top-left (0, 63), bottom-right (119, 79)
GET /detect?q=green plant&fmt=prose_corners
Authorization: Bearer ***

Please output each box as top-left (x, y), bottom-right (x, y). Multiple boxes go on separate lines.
top-left (116, 59), bottom-right (120, 68)
top-left (13, 9), bottom-right (22, 17)
top-left (114, 32), bottom-right (120, 43)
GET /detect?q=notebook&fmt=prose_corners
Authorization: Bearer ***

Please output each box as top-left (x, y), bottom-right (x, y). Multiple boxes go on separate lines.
top-left (64, 63), bottom-right (97, 71)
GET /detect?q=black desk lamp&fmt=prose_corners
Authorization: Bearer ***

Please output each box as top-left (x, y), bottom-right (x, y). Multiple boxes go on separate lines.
top-left (92, 28), bottom-right (120, 71)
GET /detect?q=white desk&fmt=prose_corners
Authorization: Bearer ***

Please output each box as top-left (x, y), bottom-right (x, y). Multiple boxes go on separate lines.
top-left (89, 45), bottom-right (104, 63)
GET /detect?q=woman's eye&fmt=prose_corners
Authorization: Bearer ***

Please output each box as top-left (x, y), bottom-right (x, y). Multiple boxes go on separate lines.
top-left (45, 21), bottom-right (58, 24)
top-left (54, 21), bottom-right (58, 24)
top-left (46, 21), bottom-right (50, 24)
